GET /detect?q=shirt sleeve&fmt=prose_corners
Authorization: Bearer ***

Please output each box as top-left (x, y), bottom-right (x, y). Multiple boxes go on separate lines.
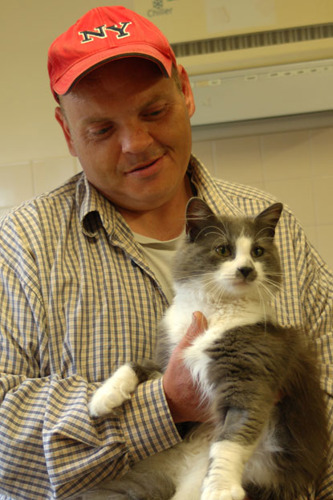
top-left (303, 256), bottom-right (333, 499)
top-left (0, 258), bottom-right (181, 499)
top-left (284, 211), bottom-right (333, 499)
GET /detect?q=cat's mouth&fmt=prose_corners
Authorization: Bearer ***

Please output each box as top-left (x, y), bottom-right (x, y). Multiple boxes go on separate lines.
top-left (233, 280), bottom-right (254, 290)
top-left (235, 279), bottom-right (252, 285)
top-left (229, 276), bottom-right (258, 295)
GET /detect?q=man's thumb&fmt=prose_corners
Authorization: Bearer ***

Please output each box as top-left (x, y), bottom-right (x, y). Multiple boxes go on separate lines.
top-left (180, 311), bottom-right (208, 348)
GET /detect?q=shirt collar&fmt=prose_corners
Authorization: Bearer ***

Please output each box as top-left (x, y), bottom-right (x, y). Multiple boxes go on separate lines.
top-left (76, 174), bottom-right (118, 238)
top-left (189, 154), bottom-right (242, 217)
top-left (75, 156), bottom-right (239, 238)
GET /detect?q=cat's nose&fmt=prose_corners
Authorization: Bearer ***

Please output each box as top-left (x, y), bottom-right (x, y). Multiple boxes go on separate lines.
top-left (238, 266), bottom-right (253, 278)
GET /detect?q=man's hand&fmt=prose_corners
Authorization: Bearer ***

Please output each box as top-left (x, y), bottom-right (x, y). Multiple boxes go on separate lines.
top-left (162, 311), bottom-right (209, 423)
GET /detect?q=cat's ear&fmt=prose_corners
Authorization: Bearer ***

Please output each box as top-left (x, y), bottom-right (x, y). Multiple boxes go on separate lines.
top-left (185, 197), bottom-right (216, 242)
top-left (255, 203), bottom-right (283, 238)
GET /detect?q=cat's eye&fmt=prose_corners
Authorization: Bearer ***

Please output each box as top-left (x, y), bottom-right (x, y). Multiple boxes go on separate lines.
top-left (252, 246), bottom-right (264, 257)
top-left (215, 245), bottom-right (232, 257)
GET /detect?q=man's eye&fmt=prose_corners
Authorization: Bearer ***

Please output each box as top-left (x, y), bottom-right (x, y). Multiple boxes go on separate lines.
top-left (215, 245), bottom-right (232, 257)
top-left (143, 105), bottom-right (167, 119)
top-left (86, 122), bottom-right (114, 137)
top-left (148, 108), bottom-right (162, 116)
top-left (95, 126), bottom-right (112, 136)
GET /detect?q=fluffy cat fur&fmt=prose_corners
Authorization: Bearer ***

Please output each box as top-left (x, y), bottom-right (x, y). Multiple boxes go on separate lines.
top-left (88, 198), bottom-right (328, 500)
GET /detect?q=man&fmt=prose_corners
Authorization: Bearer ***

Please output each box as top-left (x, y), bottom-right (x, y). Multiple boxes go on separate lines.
top-left (0, 5), bottom-right (331, 499)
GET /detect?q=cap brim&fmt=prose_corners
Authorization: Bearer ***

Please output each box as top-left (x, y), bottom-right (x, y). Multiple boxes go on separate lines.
top-left (52, 45), bottom-right (174, 96)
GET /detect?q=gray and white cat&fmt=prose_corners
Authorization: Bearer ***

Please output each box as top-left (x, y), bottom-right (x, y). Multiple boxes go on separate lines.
top-left (88, 198), bottom-right (328, 500)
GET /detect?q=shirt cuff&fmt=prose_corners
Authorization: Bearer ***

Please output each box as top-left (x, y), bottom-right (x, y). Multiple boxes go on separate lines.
top-left (119, 377), bottom-right (182, 464)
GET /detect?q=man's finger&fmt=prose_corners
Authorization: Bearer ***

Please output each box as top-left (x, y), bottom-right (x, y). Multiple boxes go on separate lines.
top-left (179, 311), bottom-right (208, 348)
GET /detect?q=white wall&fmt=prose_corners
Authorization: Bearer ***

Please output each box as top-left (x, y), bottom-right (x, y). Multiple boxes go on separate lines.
top-left (192, 116), bottom-right (333, 269)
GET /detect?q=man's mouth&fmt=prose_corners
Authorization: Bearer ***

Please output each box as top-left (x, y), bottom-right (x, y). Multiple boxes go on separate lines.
top-left (130, 160), bottom-right (156, 172)
top-left (125, 156), bottom-right (163, 176)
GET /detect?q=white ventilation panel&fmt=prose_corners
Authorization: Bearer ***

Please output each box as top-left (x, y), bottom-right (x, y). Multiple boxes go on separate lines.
top-left (190, 59), bottom-right (333, 125)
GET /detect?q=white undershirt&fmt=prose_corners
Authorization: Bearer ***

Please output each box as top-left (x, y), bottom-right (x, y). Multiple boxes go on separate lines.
top-left (133, 230), bottom-right (185, 304)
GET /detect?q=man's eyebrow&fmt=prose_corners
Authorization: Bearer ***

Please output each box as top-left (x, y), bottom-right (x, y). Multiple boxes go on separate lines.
top-left (81, 116), bottom-right (113, 126)
top-left (79, 89), bottom-right (172, 126)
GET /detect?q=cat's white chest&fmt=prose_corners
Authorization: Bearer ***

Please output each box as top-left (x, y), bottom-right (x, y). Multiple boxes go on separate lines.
top-left (163, 284), bottom-right (265, 399)
top-left (164, 284), bottom-right (264, 342)
top-left (162, 286), bottom-right (216, 343)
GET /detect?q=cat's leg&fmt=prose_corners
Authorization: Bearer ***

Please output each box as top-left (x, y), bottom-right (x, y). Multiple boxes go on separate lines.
top-left (201, 441), bottom-right (253, 500)
top-left (200, 408), bottom-right (263, 500)
top-left (88, 363), bottom-right (139, 417)
top-left (170, 441), bottom-right (209, 500)
top-left (89, 361), bottom-right (160, 417)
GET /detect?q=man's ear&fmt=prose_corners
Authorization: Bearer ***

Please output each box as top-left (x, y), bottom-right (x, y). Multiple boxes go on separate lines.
top-left (55, 106), bottom-right (77, 157)
top-left (177, 64), bottom-right (195, 118)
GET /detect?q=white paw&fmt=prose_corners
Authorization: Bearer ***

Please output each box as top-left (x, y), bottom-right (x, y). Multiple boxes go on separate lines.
top-left (201, 481), bottom-right (245, 500)
top-left (89, 365), bottom-right (139, 417)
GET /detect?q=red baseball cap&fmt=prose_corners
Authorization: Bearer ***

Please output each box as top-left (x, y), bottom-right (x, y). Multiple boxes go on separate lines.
top-left (48, 5), bottom-right (177, 100)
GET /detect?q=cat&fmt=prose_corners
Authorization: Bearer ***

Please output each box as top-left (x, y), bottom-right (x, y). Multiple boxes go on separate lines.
top-left (88, 198), bottom-right (328, 500)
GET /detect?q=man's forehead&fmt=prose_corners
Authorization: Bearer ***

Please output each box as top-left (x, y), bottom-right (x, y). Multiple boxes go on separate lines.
top-left (60, 61), bottom-right (175, 117)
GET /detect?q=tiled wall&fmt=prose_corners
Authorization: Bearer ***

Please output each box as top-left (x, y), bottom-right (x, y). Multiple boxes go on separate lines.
top-left (0, 119), bottom-right (332, 270)
top-left (0, 157), bottom-right (81, 218)
top-left (193, 120), bottom-right (333, 270)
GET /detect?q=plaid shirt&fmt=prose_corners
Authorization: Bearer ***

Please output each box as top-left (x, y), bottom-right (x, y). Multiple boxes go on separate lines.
top-left (0, 157), bottom-right (332, 499)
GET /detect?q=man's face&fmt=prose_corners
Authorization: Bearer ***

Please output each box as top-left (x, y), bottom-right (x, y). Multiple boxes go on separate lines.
top-left (56, 58), bottom-right (195, 214)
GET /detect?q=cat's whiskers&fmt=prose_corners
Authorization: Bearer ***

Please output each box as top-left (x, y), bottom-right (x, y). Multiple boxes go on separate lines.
top-left (254, 285), bottom-right (272, 327)
top-left (255, 281), bottom-right (282, 327)
top-left (193, 225), bottom-right (227, 243)
top-left (262, 277), bottom-right (283, 296)
top-left (188, 272), bottom-right (232, 305)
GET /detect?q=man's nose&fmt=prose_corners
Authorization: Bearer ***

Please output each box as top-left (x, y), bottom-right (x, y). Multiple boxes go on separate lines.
top-left (120, 123), bottom-right (153, 154)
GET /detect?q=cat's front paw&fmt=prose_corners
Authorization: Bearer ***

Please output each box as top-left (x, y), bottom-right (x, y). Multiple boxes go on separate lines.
top-left (201, 481), bottom-right (245, 500)
top-left (89, 364), bottom-right (139, 417)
